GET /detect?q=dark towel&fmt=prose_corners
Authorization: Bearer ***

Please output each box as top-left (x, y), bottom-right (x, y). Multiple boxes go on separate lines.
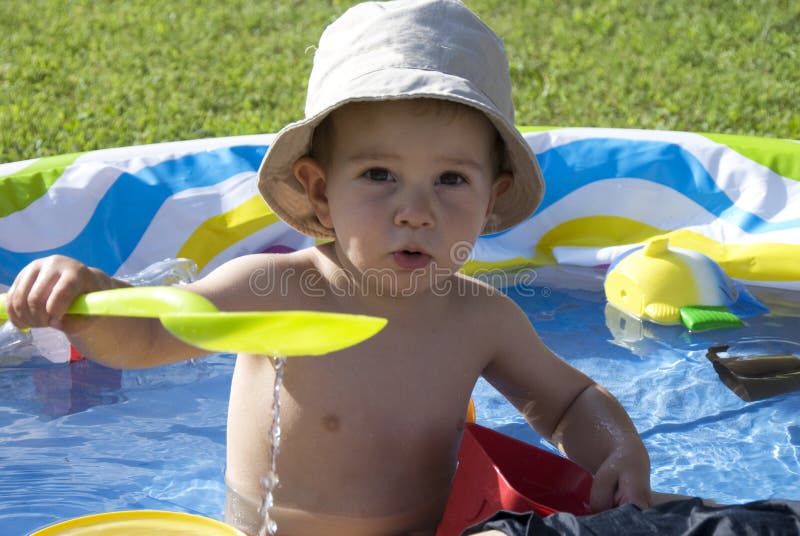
top-left (462, 498), bottom-right (800, 536)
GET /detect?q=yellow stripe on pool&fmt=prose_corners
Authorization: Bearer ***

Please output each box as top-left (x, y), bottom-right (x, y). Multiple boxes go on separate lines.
top-left (178, 194), bottom-right (280, 272)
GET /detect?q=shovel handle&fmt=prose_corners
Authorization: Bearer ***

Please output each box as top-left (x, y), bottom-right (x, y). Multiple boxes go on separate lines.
top-left (0, 287), bottom-right (219, 322)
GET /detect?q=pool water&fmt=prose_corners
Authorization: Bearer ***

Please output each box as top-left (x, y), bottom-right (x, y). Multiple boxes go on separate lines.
top-left (477, 267), bottom-right (800, 505)
top-left (2, 267), bottom-right (799, 534)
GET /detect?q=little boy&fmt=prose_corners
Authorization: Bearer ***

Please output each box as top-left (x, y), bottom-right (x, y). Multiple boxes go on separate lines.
top-left (4, 1), bottom-right (651, 534)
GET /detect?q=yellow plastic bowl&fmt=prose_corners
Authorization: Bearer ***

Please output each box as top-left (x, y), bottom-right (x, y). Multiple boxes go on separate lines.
top-left (31, 510), bottom-right (246, 535)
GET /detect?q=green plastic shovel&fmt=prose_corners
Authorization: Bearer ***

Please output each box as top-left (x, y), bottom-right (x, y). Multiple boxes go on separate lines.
top-left (0, 287), bottom-right (387, 356)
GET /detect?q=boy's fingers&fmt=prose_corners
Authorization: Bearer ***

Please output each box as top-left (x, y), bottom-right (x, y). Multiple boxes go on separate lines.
top-left (6, 256), bottom-right (86, 329)
top-left (26, 270), bottom-right (65, 326)
top-left (46, 274), bottom-right (93, 330)
top-left (47, 272), bottom-right (81, 315)
top-left (6, 262), bottom-right (45, 327)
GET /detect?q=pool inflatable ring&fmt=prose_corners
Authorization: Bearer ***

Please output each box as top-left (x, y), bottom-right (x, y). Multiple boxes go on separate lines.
top-left (2, 128), bottom-right (798, 291)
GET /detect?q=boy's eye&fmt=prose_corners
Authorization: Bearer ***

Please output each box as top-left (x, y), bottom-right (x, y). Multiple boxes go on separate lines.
top-left (362, 168), bottom-right (393, 182)
top-left (438, 172), bottom-right (467, 186)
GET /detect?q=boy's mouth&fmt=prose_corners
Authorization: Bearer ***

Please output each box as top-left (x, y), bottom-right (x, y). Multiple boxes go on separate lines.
top-left (392, 249), bottom-right (432, 270)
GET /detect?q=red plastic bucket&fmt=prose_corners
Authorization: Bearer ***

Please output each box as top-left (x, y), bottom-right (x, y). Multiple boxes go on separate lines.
top-left (436, 423), bottom-right (593, 536)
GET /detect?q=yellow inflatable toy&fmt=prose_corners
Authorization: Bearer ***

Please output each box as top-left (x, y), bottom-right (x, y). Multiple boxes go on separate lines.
top-left (604, 238), bottom-right (768, 331)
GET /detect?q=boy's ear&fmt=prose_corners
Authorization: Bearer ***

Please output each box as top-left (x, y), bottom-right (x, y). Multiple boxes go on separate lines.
top-left (293, 156), bottom-right (334, 230)
top-left (485, 172), bottom-right (513, 219)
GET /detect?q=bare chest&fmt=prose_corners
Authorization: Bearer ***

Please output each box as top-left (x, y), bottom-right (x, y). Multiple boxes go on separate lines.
top-left (225, 315), bottom-right (491, 513)
top-left (242, 323), bottom-right (486, 438)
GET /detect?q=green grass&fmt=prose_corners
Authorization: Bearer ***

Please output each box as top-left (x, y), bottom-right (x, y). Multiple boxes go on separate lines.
top-left (1, 0), bottom-right (798, 163)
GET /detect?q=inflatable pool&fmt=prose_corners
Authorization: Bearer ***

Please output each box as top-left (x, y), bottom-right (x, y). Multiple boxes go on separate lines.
top-left (3, 128), bottom-right (798, 290)
top-left (1, 128), bottom-right (799, 533)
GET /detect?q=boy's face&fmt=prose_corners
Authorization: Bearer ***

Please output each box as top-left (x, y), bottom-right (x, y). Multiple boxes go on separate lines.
top-left (295, 100), bottom-right (510, 296)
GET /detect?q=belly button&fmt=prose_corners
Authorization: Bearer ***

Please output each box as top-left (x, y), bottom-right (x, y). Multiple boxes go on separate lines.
top-left (322, 414), bottom-right (340, 432)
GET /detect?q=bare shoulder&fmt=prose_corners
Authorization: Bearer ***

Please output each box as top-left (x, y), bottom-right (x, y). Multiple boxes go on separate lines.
top-left (441, 273), bottom-right (546, 371)
top-left (450, 273), bottom-right (532, 332)
top-left (184, 249), bottom-right (320, 310)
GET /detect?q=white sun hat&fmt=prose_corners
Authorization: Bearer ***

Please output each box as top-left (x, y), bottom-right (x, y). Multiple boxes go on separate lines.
top-left (257, 0), bottom-right (545, 238)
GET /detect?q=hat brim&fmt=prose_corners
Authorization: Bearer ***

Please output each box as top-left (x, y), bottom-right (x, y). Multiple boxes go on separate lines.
top-left (257, 68), bottom-right (544, 239)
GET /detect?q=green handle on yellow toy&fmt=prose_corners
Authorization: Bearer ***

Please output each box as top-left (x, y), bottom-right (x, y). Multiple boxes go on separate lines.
top-left (0, 287), bottom-right (387, 356)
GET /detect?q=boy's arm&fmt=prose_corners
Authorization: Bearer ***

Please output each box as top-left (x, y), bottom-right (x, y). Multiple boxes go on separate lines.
top-left (5, 255), bottom-right (211, 368)
top-left (549, 382), bottom-right (651, 511)
top-left (481, 294), bottom-right (651, 512)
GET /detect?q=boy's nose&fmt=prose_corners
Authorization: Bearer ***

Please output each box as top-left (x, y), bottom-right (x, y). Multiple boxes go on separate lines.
top-left (394, 189), bottom-right (435, 229)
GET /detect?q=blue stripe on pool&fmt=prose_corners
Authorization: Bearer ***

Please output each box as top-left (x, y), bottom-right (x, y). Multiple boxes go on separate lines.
top-left (0, 145), bottom-right (268, 285)
top-left (485, 138), bottom-right (800, 238)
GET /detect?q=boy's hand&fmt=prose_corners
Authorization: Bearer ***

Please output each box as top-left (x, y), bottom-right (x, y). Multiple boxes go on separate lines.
top-left (5, 255), bottom-right (120, 332)
top-left (590, 444), bottom-right (652, 511)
